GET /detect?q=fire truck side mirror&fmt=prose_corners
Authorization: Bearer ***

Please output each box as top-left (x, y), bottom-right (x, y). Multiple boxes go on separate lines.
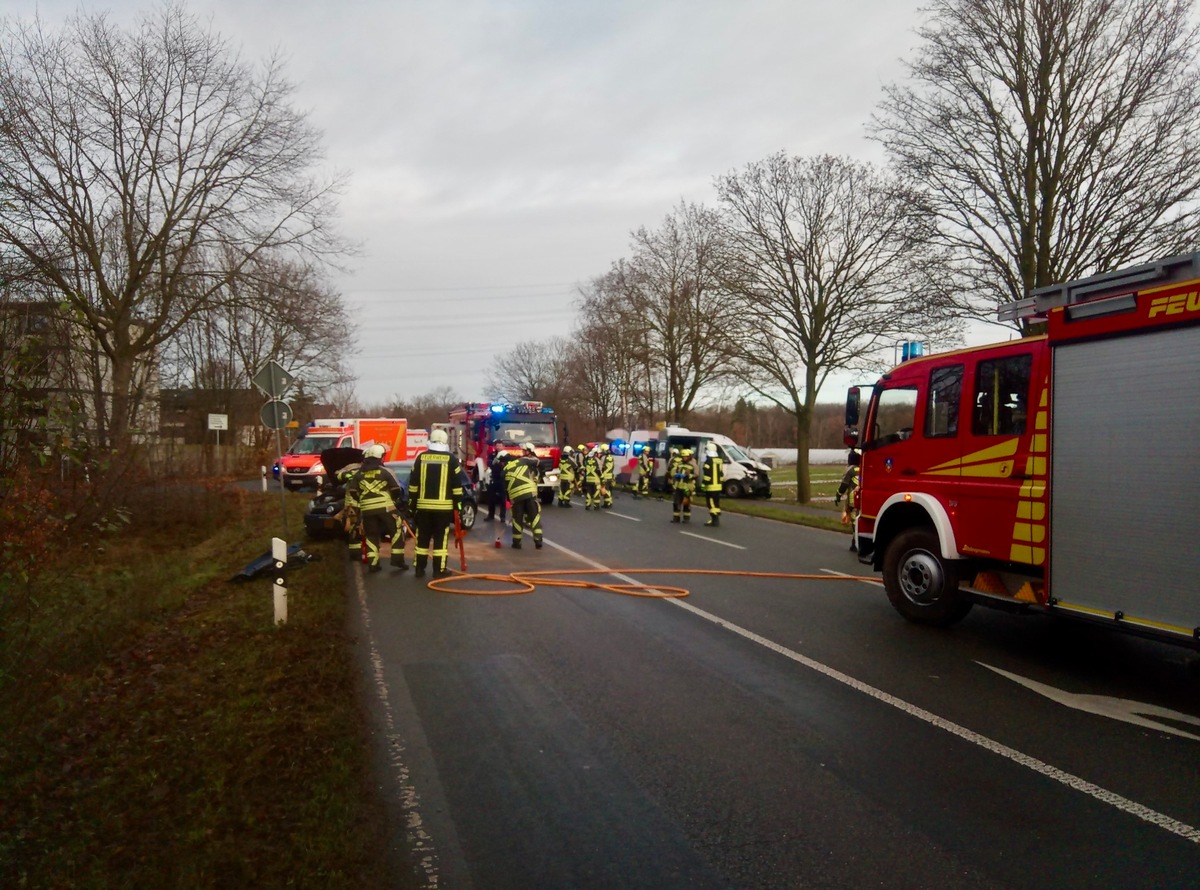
top-left (844, 387), bottom-right (861, 446)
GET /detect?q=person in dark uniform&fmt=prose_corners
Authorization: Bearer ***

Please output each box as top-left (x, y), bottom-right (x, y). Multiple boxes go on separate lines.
top-left (408, 429), bottom-right (464, 578)
top-left (484, 444), bottom-right (509, 523)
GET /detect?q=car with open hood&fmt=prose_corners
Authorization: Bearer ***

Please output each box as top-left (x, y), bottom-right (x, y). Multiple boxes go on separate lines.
top-left (303, 448), bottom-right (478, 538)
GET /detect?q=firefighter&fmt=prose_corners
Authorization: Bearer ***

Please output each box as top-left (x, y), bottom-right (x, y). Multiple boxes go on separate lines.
top-left (700, 442), bottom-right (724, 527)
top-left (557, 444), bottom-right (576, 506)
top-left (634, 443), bottom-right (655, 498)
top-left (346, 444), bottom-right (406, 573)
top-left (483, 444), bottom-right (509, 523)
top-left (599, 442), bottom-right (615, 508)
top-left (408, 428), bottom-right (464, 578)
top-left (835, 448), bottom-right (862, 551)
top-left (581, 446), bottom-right (601, 510)
top-left (671, 448), bottom-right (697, 523)
top-left (572, 444), bottom-right (588, 496)
top-left (338, 459), bottom-right (364, 560)
top-left (505, 442), bottom-right (543, 549)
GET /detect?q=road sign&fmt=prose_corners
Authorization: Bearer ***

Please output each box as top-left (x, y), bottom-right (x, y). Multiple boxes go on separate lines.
top-left (252, 360), bottom-right (294, 397)
top-left (260, 399), bottom-right (293, 430)
top-left (208, 413), bottom-right (229, 431)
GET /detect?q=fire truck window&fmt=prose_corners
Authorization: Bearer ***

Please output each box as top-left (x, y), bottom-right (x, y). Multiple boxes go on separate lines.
top-left (867, 386), bottom-right (918, 448)
top-left (925, 365), bottom-right (962, 438)
top-left (972, 354), bottom-right (1032, 436)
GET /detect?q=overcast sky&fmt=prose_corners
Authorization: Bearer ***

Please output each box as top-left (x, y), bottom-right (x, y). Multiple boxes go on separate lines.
top-left (32, 0), bottom-right (942, 408)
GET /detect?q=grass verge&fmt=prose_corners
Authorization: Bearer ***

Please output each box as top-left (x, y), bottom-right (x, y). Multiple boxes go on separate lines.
top-left (0, 484), bottom-right (386, 889)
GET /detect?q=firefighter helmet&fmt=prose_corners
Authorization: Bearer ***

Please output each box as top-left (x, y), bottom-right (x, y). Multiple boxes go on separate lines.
top-left (522, 442), bottom-right (537, 455)
top-left (681, 448), bottom-right (693, 458)
top-left (430, 428), bottom-right (449, 445)
top-left (562, 444), bottom-right (573, 453)
top-left (365, 444), bottom-right (385, 459)
top-left (706, 443), bottom-right (717, 457)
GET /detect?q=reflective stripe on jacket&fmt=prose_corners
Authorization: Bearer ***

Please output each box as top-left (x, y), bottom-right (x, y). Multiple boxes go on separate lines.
top-left (701, 455), bottom-right (724, 493)
top-left (505, 456), bottom-right (539, 500)
top-left (348, 459), bottom-right (400, 512)
top-left (410, 451), bottom-right (463, 511)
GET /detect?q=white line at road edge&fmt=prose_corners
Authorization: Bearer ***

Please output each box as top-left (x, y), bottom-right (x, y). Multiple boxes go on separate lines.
top-left (353, 569), bottom-right (442, 889)
top-left (679, 530), bottom-right (746, 550)
top-left (543, 538), bottom-right (1200, 845)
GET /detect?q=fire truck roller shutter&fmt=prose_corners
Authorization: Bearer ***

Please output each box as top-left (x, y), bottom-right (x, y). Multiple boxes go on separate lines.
top-left (1049, 323), bottom-right (1200, 632)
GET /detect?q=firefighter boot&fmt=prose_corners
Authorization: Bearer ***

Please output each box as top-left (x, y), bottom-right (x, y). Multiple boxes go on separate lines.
top-left (390, 551), bottom-right (410, 571)
top-left (413, 557), bottom-right (427, 578)
top-left (704, 514), bottom-right (719, 527)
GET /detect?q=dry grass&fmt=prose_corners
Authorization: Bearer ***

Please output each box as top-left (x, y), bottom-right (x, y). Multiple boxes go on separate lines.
top-left (0, 482), bottom-right (387, 889)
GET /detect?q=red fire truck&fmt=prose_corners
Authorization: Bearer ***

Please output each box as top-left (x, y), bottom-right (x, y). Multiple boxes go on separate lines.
top-left (444, 401), bottom-right (561, 504)
top-left (845, 252), bottom-right (1200, 647)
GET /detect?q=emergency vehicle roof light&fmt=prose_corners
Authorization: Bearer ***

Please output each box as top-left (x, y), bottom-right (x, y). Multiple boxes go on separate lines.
top-left (490, 404), bottom-right (505, 413)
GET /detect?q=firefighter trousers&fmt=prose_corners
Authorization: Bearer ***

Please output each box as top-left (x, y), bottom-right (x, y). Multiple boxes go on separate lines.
top-left (414, 509), bottom-right (453, 572)
top-left (511, 496), bottom-right (542, 546)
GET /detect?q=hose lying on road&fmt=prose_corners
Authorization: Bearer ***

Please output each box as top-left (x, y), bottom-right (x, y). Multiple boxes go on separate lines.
top-left (426, 568), bottom-right (876, 598)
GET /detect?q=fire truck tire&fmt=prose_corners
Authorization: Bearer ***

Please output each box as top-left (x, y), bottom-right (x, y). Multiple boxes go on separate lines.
top-left (882, 528), bottom-right (972, 626)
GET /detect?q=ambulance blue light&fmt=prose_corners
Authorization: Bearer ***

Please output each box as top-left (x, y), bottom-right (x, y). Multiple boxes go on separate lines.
top-left (490, 404), bottom-right (505, 413)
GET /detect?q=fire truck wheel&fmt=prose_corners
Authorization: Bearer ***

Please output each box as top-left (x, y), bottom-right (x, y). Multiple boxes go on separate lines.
top-left (882, 528), bottom-right (972, 626)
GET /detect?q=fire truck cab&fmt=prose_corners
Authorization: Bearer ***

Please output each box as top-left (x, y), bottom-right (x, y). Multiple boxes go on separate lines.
top-left (846, 252), bottom-right (1200, 647)
top-left (445, 402), bottom-right (561, 505)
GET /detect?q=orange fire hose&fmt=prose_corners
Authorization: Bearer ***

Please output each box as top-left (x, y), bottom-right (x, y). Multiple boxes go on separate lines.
top-left (426, 567), bottom-right (875, 597)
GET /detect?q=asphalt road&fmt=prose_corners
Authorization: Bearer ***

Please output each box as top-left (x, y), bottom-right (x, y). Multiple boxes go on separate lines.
top-left (345, 490), bottom-right (1200, 890)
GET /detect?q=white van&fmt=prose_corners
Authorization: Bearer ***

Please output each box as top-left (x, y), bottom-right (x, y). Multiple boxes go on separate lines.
top-left (649, 427), bottom-right (772, 498)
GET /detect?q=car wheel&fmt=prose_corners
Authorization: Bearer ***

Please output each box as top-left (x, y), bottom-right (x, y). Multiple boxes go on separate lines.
top-left (722, 479), bottom-right (744, 499)
top-left (882, 527), bottom-right (972, 626)
top-left (459, 500), bottom-right (477, 530)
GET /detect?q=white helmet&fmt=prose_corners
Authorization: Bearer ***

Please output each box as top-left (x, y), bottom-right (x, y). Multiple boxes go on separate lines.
top-left (522, 442), bottom-right (537, 455)
top-left (706, 443), bottom-right (718, 457)
top-left (430, 429), bottom-right (449, 445)
top-left (365, 444), bottom-right (385, 459)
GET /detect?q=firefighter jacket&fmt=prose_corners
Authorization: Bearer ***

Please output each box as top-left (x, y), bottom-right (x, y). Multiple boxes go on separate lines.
top-left (504, 455), bottom-right (540, 501)
top-left (673, 458), bottom-right (697, 494)
top-left (637, 449), bottom-right (655, 481)
top-left (409, 450), bottom-right (464, 512)
top-left (836, 465), bottom-right (860, 509)
top-left (558, 453), bottom-right (576, 484)
top-left (583, 452), bottom-right (601, 485)
top-left (347, 457), bottom-right (402, 514)
top-left (600, 452), bottom-right (615, 481)
top-left (701, 454), bottom-right (724, 494)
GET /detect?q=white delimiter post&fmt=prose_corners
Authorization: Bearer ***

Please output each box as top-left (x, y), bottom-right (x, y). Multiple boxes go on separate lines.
top-left (272, 536), bottom-right (288, 625)
top-left (261, 465), bottom-right (268, 493)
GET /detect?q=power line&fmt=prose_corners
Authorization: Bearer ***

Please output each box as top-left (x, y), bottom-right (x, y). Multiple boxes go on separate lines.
top-left (344, 282), bottom-right (577, 294)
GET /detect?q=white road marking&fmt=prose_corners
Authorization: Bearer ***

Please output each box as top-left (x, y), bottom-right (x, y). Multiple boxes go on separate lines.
top-left (980, 662), bottom-right (1200, 742)
top-left (822, 567), bottom-right (884, 587)
top-left (603, 510), bottom-right (641, 521)
top-left (353, 570), bottom-right (442, 888)
top-left (541, 539), bottom-right (1200, 845)
top-left (679, 530), bottom-right (746, 550)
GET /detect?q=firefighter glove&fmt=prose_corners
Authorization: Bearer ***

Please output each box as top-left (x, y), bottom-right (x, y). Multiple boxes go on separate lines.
top-left (835, 493), bottom-right (841, 506)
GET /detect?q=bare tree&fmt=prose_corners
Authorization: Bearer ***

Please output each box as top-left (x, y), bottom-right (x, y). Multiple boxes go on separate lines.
top-left (568, 273), bottom-right (661, 431)
top-left (0, 5), bottom-right (348, 461)
top-left (715, 152), bottom-right (958, 501)
top-left (873, 0), bottom-right (1200, 331)
top-left (485, 337), bottom-right (573, 406)
top-left (615, 202), bottom-right (737, 425)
